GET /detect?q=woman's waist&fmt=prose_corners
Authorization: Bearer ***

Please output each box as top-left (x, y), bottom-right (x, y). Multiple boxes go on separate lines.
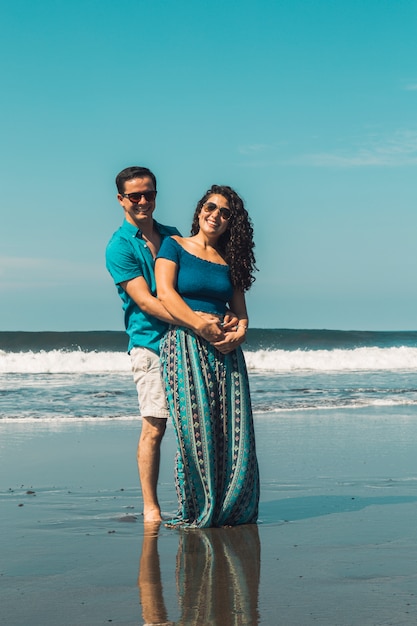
top-left (182, 296), bottom-right (227, 316)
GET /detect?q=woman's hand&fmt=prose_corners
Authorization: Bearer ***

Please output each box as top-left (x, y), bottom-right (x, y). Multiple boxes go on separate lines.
top-left (222, 309), bottom-right (239, 331)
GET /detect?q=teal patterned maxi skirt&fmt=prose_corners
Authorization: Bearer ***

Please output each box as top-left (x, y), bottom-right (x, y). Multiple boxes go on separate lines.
top-left (160, 327), bottom-right (259, 528)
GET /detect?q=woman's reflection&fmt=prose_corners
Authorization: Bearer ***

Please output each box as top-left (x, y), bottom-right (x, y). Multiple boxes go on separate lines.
top-left (138, 522), bottom-right (260, 626)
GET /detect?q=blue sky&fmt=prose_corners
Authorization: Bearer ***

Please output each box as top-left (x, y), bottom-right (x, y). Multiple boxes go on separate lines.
top-left (1, 0), bottom-right (417, 331)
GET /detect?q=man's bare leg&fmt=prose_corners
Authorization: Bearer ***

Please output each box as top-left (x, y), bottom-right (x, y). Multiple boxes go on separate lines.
top-left (138, 416), bottom-right (167, 522)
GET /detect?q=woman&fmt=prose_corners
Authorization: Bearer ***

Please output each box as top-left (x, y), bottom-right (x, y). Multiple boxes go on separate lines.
top-left (155, 184), bottom-right (259, 528)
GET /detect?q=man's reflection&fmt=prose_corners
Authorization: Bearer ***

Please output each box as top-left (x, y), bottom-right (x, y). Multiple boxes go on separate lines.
top-left (138, 522), bottom-right (260, 625)
top-left (138, 521), bottom-right (173, 626)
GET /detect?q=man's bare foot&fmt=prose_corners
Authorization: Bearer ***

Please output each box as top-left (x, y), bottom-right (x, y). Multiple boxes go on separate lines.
top-left (143, 507), bottom-right (162, 523)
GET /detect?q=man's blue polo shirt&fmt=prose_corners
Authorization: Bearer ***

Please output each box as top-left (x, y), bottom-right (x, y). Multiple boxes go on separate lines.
top-left (106, 219), bottom-right (180, 354)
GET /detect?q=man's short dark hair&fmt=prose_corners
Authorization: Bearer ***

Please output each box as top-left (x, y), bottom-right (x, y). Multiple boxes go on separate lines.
top-left (115, 166), bottom-right (157, 194)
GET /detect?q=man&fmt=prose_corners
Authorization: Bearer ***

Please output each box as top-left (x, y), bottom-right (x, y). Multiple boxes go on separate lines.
top-left (106, 166), bottom-right (232, 522)
top-left (106, 166), bottom-right (181, 522)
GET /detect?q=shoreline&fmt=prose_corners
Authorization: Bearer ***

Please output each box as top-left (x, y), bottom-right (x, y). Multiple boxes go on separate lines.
top-left (2, 411), bottom-right (417, 624)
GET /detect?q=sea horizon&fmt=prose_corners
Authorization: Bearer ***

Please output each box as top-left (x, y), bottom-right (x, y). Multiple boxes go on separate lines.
top-left (2, 327), bottom-right (417, 351)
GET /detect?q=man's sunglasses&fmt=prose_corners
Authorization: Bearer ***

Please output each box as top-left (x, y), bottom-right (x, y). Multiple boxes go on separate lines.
top-left (203, 202), bottom-right (232, 220)
top-left (122, 191), bottom-right (157, 203)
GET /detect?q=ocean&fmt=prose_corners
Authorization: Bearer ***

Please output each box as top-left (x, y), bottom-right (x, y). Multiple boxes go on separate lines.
top-left (2, 329), bottom-right (417, 422)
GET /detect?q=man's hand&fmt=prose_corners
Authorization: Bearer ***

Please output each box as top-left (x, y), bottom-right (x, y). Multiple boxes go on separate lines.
top-left (196, 315), bottom-right (225, 343)
top-left (211, 329), bottom-right (246, 354)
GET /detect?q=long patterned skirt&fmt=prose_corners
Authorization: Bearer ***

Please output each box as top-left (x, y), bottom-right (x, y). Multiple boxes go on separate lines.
top-left (160, 327), bottom-right (259, 528)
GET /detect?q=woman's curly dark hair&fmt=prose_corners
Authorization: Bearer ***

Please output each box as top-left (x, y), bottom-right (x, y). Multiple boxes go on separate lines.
top-left (190, 184), bottom-right (257, 292)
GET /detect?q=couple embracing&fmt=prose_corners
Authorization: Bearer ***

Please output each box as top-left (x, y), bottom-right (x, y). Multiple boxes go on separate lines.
top-left (106, 166), bottom-right (259, 529)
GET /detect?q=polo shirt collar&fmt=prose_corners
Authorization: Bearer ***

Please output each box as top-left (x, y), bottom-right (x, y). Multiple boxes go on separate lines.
top-left (121, 218), bottom-right (171, 238)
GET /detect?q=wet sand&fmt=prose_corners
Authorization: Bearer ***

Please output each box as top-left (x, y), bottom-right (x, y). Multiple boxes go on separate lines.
top-left (1, 409), bottom-right (417, 625)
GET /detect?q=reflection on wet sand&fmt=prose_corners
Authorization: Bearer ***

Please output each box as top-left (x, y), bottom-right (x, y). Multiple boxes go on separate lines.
top-left (138, 522), bottom-right (260, 626)
top-left (138, 522), bottom-right (172, 626)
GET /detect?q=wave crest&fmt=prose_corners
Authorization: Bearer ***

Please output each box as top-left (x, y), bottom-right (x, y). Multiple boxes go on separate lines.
top-left (2, 345), bottom-right (417, 374)
top-left (245, 346), bottom-right (417, 372)
top-left (0, 350), bottom-right (131, 374)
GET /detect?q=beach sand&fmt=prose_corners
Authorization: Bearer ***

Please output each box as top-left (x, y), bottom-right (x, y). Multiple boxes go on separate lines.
top-left (1, 409), bottom-right (417, 625)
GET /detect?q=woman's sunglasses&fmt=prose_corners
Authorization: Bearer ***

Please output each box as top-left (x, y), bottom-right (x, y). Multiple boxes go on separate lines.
top-left (203, 202), bottom-right (232, 220)
top-left (122, 191), bottom-right (157, 203)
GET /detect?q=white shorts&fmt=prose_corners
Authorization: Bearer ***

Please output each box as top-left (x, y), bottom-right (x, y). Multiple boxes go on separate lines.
top-left (130, 347), bottom-right (169, 419)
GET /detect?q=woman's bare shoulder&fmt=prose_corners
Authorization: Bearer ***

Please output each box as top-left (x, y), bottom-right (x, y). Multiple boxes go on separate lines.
top-left (171, 235), bottom-right (195, 251)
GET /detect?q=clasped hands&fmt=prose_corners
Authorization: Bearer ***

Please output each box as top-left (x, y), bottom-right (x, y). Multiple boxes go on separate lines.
top-left (196, 312), bottom-right (245, 354)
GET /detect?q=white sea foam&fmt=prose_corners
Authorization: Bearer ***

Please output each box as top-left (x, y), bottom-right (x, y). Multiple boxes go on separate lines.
top-left (245, 346), bottom-right (417, 372)
top-left (0, 415), bottom-right (138, 424)
top-left (0, 350), bottom-right (131, 374)
top-left (261, 397), bottom-right (417, 413)
top-left (2, 345), bottom-right (417, 374)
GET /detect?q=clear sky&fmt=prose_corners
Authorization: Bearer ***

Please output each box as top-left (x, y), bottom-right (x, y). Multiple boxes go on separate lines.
top-left (1, 0), bottom-right (417, 332)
